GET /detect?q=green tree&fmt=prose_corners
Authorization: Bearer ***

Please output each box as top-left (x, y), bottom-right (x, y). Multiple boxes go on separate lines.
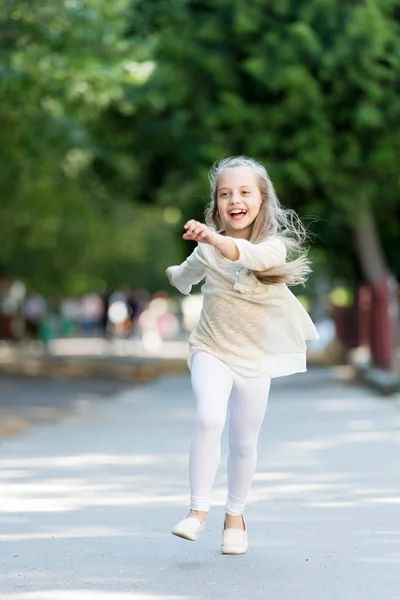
top-left (119, 0), bottom-right (400, 286)
top-left (0, 0), bottom-right (180, 294)
top-left (2, 0), bottom-right (400, 297)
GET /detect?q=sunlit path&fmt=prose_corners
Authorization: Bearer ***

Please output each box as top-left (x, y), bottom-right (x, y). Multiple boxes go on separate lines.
top-left (1, 369), bottom-right (399, 599)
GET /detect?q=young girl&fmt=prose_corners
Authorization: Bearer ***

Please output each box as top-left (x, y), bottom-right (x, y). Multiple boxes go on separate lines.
top-left (165, 156), bottom-right (318, 555)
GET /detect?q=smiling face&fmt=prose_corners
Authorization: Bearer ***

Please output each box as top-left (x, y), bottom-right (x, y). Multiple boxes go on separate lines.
top-left (217, 166), bottom-right (263, 239)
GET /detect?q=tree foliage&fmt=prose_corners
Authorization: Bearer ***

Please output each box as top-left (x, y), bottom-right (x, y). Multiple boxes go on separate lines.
top-left (121, 0), bottom-right (400, 283)
top-left (0, 0), bottom-right (178, 294)
top-left (1, 0), bottom-right (399, 295)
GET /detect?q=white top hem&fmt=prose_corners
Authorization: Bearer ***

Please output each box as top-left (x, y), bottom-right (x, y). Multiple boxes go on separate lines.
top-left (187, 348), bottom-right (307, 379)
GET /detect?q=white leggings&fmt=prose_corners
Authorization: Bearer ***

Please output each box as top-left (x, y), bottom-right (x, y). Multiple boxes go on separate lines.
top-left (189, 351), bottom-right (271, 516)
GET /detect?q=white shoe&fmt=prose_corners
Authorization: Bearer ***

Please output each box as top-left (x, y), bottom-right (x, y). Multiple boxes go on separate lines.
top-left (171, 516), bottom-right (205, 542)
top-left (221, 516), bottom-right (248, 555)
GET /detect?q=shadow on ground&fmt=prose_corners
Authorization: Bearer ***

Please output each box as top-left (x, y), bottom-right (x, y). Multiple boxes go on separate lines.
top-left (1, 369), bottom-right (400, 600)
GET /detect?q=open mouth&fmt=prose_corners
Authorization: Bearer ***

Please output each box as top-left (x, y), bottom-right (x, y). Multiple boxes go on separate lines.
top-left (228, 209), bottom-right (248, 221)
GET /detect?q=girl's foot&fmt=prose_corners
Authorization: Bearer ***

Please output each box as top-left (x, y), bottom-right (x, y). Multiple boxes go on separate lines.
top-left (171, 510), bottom-right (208, 542)
top-left (221, 514), bottom-right (248, 555)
top-left (187, 509), bottom-right (208, 523)
top-left (224, 513), bottom-right (246, 530)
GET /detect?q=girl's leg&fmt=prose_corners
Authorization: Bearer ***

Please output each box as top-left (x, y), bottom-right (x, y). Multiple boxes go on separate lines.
top-left (226, 373), bottom-right (271, 518)
top-left (189, 352), bottom-right (233, 514)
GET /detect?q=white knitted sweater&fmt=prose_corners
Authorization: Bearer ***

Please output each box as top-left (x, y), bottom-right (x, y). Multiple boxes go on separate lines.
top-left (169, 236), bottom-right (319, 378)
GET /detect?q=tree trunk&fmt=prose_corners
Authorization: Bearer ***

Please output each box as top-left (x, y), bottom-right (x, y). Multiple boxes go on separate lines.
top-left (352, 206), bottom-right (399, 372)
top-left (353, 206), bottom-right (389, 284)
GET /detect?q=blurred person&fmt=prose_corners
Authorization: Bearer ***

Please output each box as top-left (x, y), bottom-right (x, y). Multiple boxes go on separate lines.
top-left (0, 280), bottom-right (26, 341)
top-left (180, 294), bottom-right (203, 334)
top-left (60, 298), bottom-right (81, 337)
top-left (22, 292), bottom-right (46, 339)
top-left (138, 294), bottom-right (180, 351)
top-left (100, 293), bottom-right (109, 335)
top-left (127, 288), bottom-right (151, 339)
top-left (166, 156), bottom-right (319, 555)
top-left (126, 289), bottom-right (148, 337)
top-left (137, 298), bottom-right (163, 352)
top-left (39, 297), bottom-right (59, 347)
top-left (80, 293), bottom-right (105, 337)
top-left (106, 290), bottom-right (133, 338)
top-left (157, 297), bottom-right (180, 341)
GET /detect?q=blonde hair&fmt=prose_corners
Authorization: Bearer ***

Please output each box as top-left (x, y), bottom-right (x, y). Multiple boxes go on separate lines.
top-left (205, 156), bottom-right (312, 286)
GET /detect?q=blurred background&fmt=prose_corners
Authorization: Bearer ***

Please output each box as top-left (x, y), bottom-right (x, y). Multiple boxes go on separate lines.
top-left (0, 0), bottom-right (399, 380)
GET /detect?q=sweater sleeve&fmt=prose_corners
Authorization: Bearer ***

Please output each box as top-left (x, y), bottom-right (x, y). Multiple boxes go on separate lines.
top-left (168, 245), bottom-right (206, 295)
top-left (229, 237), bottom-right (287, 271)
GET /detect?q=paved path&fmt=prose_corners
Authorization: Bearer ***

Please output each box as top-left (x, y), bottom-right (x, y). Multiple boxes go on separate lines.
top-left (0, 376), bottom-right (135, 437)
top-left (0, 368), bottom-right (400, 600)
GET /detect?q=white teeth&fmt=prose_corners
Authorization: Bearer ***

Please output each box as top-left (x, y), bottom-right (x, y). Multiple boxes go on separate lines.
top-left (229, 209), bottom-right (247, 215)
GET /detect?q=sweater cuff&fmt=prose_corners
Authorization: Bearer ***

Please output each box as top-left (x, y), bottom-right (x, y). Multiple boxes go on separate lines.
top-left (170, 266), bottom-right (192, 295)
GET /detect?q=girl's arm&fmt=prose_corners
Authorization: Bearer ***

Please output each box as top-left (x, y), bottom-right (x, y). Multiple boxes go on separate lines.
top-left (227, 237), bottom-right (287, 271)
top-left (166, 246), bottom-right (206, 295)
top-left (181, 219), bottom-right (286, 270)
top-left (182, 219), bottom-right (240, 261)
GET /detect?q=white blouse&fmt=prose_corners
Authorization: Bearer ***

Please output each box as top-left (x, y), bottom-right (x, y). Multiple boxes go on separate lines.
top-left (169, 236), bottom-right (319, 378)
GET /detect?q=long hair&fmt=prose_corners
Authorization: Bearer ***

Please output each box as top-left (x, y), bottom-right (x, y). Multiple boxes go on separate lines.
top-left (205, 156), bottom-right (312, 286)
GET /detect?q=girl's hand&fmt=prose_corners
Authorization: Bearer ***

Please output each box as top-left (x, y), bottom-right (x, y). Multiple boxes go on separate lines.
top-left (165, 267), bottom-right (176, 287)
top-left (183, 220), bottom-right (215, 245)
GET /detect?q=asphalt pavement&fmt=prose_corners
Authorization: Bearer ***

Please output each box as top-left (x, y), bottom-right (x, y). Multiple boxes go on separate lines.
top-left (0, 367), bottom-right (400, 600)
top-left (0, 376), bottom-right (136, 438)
